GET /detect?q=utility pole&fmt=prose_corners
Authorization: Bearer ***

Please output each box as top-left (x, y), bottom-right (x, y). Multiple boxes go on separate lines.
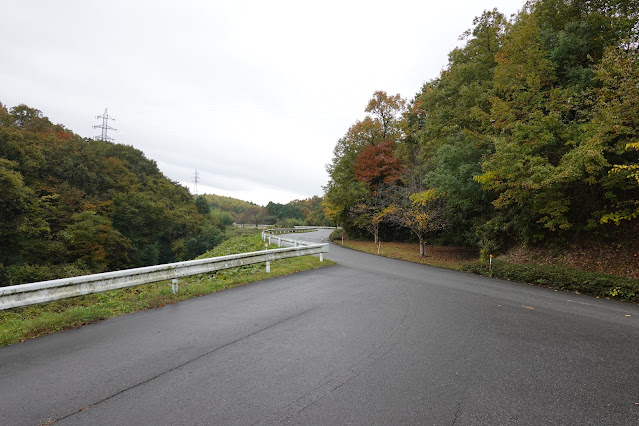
top-left (192, 169), bottom-right (200, 195)
top-left (93, 108), bottom-right (116, 141)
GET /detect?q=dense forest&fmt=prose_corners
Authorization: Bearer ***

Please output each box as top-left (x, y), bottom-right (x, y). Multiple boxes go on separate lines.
top-left (324, 0), bottom-right (638, 257)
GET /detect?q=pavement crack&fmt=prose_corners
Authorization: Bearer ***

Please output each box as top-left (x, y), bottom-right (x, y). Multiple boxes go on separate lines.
top-left (452, 405), bottom-right (461, 425)
top-left (254, 281), bottom-right (415, 425)
top-left (43, 306), bottom-right (318, 425)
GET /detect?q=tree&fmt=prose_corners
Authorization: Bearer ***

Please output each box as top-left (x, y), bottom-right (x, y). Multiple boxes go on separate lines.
top-left (9, 104), bottom-right (50, 132)
top-left (386, 185), bottom-right (446, 257)
top-left (351, 185), bottom-right (391, 244)
top-left (237, 205), bottom-right (271, 226)
top-left (354, 141), bottom-right (403, 188)
top-left (211, 209), bottom-right (234, 228)
top-left (414, 9), bottom-right (508, 150)
top-left (266, 201), bottom-right (303, 220)
top-left (424, 133), bottom-right (493, 246)
top-left (0, 158), bottom-right (33, 265)
top-left (365, 91), bottom-right (406, 141)
top-left (474, 7), bottom-right (585, 243)
top-left (195, 195), bottom-right (211, 215)
top-left (185, 221), bottom-right (224, 258)
top-left (324, 91), bottom-right (406, 233)
top-left (592, 39), bottom-right (639, 224)
top-left (323, 136), bottom-right (368, 230)
top-left (66, 210), bottom-right (133, 272)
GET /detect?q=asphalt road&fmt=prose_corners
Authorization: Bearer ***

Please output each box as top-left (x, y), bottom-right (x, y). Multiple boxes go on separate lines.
top-left (1, 229), bottom-right (638, 425)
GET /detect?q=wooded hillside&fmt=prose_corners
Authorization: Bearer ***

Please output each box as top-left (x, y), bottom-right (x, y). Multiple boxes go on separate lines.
top-left (324, 0), bottom-right (638, 257)
top-left (0, 103), bottom-right (223, 285)
top-left (203, 193), bottom-right (332, 227)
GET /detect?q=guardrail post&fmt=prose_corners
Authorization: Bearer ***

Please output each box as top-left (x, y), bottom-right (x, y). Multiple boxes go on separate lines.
top-left (294, 241), bottom-right (298, 247)
top-left (171, 278), bottom-right (179, 294)
top-left (266, 261), bottom-right (271, 273)
top-left (320, 253), bottom-right (323, 262)
top-left (278, 237), bottom-right (281, 245)
top-left (268, 235), bottom-right (272, 245)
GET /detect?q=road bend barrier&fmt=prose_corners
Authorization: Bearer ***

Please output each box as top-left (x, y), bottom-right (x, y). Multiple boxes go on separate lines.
top-left (0, 236), bottom-right (329, 311)
top-left (261, 227), bottom-right (339, 250)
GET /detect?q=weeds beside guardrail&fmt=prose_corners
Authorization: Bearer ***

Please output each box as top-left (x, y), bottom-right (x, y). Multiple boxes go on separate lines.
top-left (1, 230), bottom-right (329, 311)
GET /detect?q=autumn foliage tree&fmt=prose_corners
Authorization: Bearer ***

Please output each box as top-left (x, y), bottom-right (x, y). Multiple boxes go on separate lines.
top-left (324, 91), bottom-right (406, 236)
top-left (386, 186), bottom-right (446, 257)
top-left (354, 141), bottom-right (403, 187)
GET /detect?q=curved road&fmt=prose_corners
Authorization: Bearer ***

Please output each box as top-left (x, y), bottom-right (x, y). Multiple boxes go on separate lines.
top-left (1, 229), bottom-right (638, 425)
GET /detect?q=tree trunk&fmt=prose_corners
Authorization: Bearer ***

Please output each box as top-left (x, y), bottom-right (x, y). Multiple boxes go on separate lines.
top-left (419, 236), bottom-right (425, 257)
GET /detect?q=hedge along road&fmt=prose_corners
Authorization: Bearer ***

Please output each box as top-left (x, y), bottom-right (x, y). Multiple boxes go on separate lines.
top-left (1, 229), bottom-right (638, 425)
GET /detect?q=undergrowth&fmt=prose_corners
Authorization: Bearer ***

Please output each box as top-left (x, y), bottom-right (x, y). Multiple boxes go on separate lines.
top-left (335, 239), bottom-right (638, 304)
top-left (460, 260), bottom-right (639, 303)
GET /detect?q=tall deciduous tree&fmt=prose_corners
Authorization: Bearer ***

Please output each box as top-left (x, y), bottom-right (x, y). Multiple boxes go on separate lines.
top-left (365, 91), bottom-right (406, 141)
top-left (386, 184), bottom-right (446, 257)
top-left (351, 185), bottom-right (391, 244)
top-left (593, 38), bottom-right (639, 224)
top-left (324, 91), bottom-right (406, 235)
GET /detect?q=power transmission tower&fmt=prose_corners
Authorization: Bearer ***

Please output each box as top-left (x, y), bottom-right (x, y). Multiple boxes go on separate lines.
top-left (93, 108), bottom-right (116, 141)
top-left (192, 169), bottom-right (200, 195)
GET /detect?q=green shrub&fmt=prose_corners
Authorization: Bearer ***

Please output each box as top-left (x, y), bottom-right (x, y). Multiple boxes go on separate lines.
top-left (329, 228), bottom-right (345, 242)
top-left (460, 260), bottom-right (639, 303)
top-left (4, 261), bottom-right (92, 286)
top-left (198, 234), bottom-right (265, 258)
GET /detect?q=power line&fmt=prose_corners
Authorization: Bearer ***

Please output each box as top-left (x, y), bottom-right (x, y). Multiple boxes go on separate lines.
top-left (93, 108), bottom-right (116, 141)
top-left (192, 169), bottom-right (200, 195)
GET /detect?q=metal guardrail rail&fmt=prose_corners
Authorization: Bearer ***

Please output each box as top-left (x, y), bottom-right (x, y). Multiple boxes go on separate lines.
top-left (261, 227), bottom-right (337, 249)
top-left (0, 228), bottom-right (330, 311)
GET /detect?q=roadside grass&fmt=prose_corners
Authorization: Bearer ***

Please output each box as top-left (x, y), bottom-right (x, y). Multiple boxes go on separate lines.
top-left (336, 239), bottom-right (639, 304)
top-left (339, 240), bottom-right (478, 269)
top-left (0, 233), bottom-right (335, 347)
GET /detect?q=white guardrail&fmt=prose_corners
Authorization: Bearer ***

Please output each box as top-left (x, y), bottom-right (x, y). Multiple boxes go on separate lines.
top-left (0, 228), bottom-right (334, 311)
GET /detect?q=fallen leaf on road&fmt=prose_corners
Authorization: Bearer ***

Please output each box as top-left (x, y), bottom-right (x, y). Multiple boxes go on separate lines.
top-left (625, 315), bottom-right (632, 317)
top-left (523, 306), bottom-right (535, 310)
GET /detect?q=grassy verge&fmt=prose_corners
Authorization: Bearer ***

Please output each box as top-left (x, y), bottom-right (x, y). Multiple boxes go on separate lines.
top-left (335, 239), bottom-right (639, 304)
top-left (459, 260), bottom-right (639, 303)
top-left (0, 233), bottom-right (335, 347)
top-left (339, 240), bottom-right (478, 269)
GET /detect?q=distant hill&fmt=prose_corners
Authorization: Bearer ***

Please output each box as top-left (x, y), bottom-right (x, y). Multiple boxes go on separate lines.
top-left (203, 194), bottom-right (259, 215)
top-left (202, 193), bottom-right (333, 227)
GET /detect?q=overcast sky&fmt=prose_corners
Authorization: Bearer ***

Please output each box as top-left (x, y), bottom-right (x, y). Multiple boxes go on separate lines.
top-left (1, 0), bottom-right (525, 205)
